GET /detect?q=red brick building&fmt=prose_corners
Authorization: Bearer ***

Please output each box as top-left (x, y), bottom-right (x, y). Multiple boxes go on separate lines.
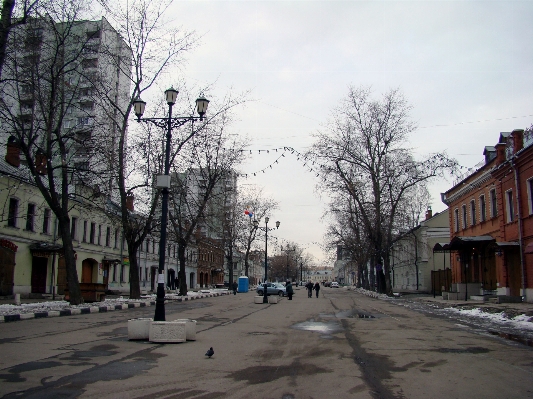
top-left (196, 238), bottom-right (225, 288)
top-left (441, 128), bottom-right (533, 303)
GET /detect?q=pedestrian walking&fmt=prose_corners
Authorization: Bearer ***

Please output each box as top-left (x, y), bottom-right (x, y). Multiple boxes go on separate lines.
top-left (232, 281), bottom-right (238, 295)
top-left (286, 281), bottom-right (294, 300)
top-left (313, 282), bottom-right (320, 298)
top-left (306, 281), bottom-right (313, 298)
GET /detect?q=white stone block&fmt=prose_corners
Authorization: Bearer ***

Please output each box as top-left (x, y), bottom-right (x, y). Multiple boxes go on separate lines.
top-left (254, 296), bottom-right (264, 304)
top-left (48, 311), bottom-right (60, 317)
top-left (268, 296), bottom-right (279, 304)
top-left (20, 313), bottom-right (35, 320)
top-left (173, 319), bottom-right (197, 340)
top-left (70, 309), bottom-right (81, 315)
top-left (89, 307), bottom-right (99, 313)
top-left (149, 321), bottom-right (186, 343)
top-left (128, 318), bottom-right (153, 340)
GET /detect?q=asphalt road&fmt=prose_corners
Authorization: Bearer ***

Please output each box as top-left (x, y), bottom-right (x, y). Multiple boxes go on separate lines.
top-left (0, 288), bottom-right (532, 399)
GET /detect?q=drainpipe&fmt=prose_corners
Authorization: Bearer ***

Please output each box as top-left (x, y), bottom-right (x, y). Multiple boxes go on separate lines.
top-left (511, 159), bottom-right (527, 302)
top-left (410, 230), bottom-right (419, 290)
top-left (51, 216), bottom-right (58, 300)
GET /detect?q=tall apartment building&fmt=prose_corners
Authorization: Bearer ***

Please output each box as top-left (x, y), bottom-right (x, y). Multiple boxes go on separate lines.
top-left (0, 16), bottom-right (131, 195)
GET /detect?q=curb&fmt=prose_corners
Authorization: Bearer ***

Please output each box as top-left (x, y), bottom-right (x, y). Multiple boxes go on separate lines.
top-left (0, 291), bottom-right (231, 323)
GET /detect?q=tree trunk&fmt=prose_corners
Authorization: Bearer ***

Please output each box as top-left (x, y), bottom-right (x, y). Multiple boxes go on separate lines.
top-left (178, 246), bottom-right (188, 296)
top-left (0, 0), bottom-right (15, 79)
top-left (58, 217), bottom-right (82, 305)
top-left (128, 243), bottom-right (141, 299)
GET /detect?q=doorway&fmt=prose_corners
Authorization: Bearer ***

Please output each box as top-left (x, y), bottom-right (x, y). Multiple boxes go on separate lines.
top-left (31, 256), bottom-right (48, 293)
top-left (0, 246), bottom-right (16, 296)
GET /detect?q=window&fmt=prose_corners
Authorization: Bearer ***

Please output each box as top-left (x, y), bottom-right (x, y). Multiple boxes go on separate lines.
top-left (82, 221), bottom-right (87, 242)
top-left (114, 229), bottom-right (119, 248)
top-left (490, 189), bottom-right (497, 217)
top-left (480, 195), bottom-right (486, 222)
top-left (24, 204), bottom-right (35, 231)
top-left (8, 198), bottom-right (18, 227)
top-left (42, 209), bottom-right (51, 234)
top-left (97, 225), bottom-right (101, 245)
top-left (71, 217), bottom-right (77, 239)
top-left (454, 208), bottom-right (459, 232)
top-left (146, 239), bottom-right (150, 253)
top-left (527, 178), bottom-right (533, 215)
top-left (90, 222), bottom-right (96, 244)
top-left (506, 190), bottom-right (514, 223)
top-left (470, 200), bottom-right (476, 226)
top-left (106, 227), bottom-right (110, 247)
top-left (462, 205), bottom-right (467, 229)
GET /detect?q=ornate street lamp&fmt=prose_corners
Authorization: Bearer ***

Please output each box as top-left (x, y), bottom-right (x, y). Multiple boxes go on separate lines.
top-left (253, 217), bottom-right (280, 303)
top-left (281, 245), bottom-right (296, 281)
top-left (133, 88), bottom-right (209, 321)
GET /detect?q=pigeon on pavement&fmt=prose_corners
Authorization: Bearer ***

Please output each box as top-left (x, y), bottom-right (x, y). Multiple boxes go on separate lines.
top-left (205, 347), bottom-right (214, 358)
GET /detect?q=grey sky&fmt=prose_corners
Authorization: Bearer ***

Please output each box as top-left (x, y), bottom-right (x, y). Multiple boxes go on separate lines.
top-left (162, 0), bottom-right (533, 264)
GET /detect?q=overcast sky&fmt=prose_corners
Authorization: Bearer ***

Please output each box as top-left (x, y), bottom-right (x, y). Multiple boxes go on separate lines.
top-left (159, 0), bottom-right (533, 265)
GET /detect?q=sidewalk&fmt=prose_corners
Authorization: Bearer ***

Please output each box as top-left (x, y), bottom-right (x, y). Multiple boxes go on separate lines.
top-left (349, 287), bottom-right (533, 318)
top-left (0, 290), bottom-right (232, 323)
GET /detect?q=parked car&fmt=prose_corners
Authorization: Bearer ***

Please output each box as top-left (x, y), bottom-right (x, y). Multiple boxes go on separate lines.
top-left (330, 282), bottom-right (340, 288)
top-left (256, 282), bottom-right (287, 296)
top-left (323, 281), bottom-right (332, 287)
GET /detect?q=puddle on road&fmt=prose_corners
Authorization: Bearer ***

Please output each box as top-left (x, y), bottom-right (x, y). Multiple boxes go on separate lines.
top-left (335, 310), bottom-right (376, 319)
top-left (489, 330), bottom-right (533, 347)
top-left (292, 321), bottom-right (343, 336)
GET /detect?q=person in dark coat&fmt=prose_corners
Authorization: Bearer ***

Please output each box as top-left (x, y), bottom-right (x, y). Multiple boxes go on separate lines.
top-left (306, 281), bottom-right (313, 298)
top-left (286, 281), bottom-right (294, 300)
top-left (232, 281), bottom-right (238, 295)
top-left (313, 282), bottom-right (320, 298)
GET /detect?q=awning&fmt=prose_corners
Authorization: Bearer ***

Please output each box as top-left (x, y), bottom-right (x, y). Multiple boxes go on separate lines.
top-left (433, 242), bottom-right (451, 252)
top-left (525, 242), bottom-right (533, 254)
top-left (494, 242), bottom-right (519, 247)
top-left (447, 235), bottom-right (495, 250)
top-left (102, 257), bottom-right (121, 263)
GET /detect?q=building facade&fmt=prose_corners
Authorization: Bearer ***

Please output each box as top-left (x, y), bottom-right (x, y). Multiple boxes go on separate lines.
top-left (390, 208), bottom-right (450, 294)
top-left (441, 128), bottom-right (533, 303)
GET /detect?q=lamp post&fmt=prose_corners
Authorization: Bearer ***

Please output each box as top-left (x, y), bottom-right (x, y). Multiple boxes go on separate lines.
top-left (133, 88), bottom-right (209, 321)
top-left (253, 217), bottom-right (280, 303)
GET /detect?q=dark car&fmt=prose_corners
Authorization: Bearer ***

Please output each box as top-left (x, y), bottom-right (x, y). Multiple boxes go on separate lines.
top-left (256, 282), bottom-right (286, 297)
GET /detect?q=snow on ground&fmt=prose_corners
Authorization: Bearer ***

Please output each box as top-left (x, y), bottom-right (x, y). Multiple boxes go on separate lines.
top-left (353, 287), bottom-right (533, 335)
top-left (0, 289), bottom-right (229, 316)
top-left (443, 306), bottom-right (533, 331)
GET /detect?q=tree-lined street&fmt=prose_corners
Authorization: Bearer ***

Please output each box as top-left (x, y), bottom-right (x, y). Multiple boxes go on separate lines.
top-left (1, 289), bottom-right (531, 398)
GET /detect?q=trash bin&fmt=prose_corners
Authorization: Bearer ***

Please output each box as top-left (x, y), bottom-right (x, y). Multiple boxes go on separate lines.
top-left (238, 276), bottom-right (249, 293)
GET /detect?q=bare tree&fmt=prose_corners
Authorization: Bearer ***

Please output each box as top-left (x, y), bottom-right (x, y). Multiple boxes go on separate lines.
top-left (168, 120), bottom-right (247, 296)
top-left (0, 0), bottom-right (116, 304)
top-left (0, 0), bottom-right (40, 79)
top-left (309, 86), bottom-right (458, 295)
top-left (236, 186), bottom-right (278, 278)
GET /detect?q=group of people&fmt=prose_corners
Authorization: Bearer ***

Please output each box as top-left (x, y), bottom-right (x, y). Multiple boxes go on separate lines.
top-left (283, 280), bottom-right (321, 300)
top-left (305, 281), bottom-right (320, 298)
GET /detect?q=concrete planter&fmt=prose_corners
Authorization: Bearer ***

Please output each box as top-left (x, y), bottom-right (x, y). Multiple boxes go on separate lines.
top-left (149, 321), bottom-right (186, 343)
top-left (173, 319), bottom-right (197, 341)
top-left (268, 296), bottom-right (279, 304)
top-left (254, 296), bottom-right (264, 304)
top-left (128, 318), bottom-right (153, 340)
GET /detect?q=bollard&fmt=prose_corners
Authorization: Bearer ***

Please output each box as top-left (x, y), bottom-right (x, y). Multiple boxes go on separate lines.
top-left (14, 293), bottom-right (20, 305)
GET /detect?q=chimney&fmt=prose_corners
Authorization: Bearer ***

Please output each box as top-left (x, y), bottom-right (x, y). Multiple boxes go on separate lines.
top-left (512, 129), bottom-right (524, 154)
top-left (5, 136), bottom-right (20, 168)
top-left (495, 143), bottom-right (506, 165)
top-left (126, 194), bottom-right (134, 211)
top-left (35, 152), bottom-right (47, 175)
top-left (425, 206), bottom-right (433, 220)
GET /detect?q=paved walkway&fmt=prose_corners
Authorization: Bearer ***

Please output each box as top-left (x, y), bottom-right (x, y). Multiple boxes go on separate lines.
top-left (0, 291), bottom-right (232, 323)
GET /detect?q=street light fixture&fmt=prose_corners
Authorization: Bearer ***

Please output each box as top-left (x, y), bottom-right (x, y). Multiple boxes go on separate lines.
top-left (253, 217), bottom-right (280, 303)
top-left (132, 88), bottom-right (209, 321)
